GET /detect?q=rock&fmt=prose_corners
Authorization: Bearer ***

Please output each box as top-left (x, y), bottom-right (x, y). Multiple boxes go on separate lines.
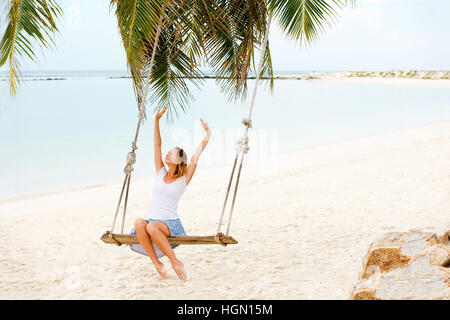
top-left (350, 229), bottom-right (450, 300)
top-left (302, 72), bottom-right (325, 80)
top-left (335, 70), bottom-right (450, 80)
top-left (327, 72), bottom-right (349, 79)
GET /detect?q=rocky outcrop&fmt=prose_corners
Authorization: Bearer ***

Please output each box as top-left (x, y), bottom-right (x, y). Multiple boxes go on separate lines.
top-left (350, 229), bottom-right (450, 300)
top-left (301, 72), bottom-right (326, 80)
top-left (328, 70), bottom-right (450, 80)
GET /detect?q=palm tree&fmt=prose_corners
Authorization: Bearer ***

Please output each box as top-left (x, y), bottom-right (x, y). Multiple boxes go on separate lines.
top-left (110, 0), bottom-right (272, 120)
top-left (0, 0), bottom-right (355, 114)
top-left (0, 0), bottom-right (62, 96)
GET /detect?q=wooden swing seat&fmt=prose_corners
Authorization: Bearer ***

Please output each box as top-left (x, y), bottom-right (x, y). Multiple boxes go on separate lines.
top-left (100, 231), bottom-right (238, 247)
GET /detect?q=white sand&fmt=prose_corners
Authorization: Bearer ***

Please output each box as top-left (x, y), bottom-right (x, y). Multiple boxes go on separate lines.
top-left (1, 121), bottom-right (449, 299)
top-left (322, 76), bottom-right (450, 87)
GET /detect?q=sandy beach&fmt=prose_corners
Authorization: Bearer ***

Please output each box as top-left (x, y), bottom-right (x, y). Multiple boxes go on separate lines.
top-left (0, 119), bottom-right (449, 299)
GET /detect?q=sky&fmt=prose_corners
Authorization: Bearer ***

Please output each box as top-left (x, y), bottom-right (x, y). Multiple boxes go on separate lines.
top-left (1, 0), bottom-right (450, 72)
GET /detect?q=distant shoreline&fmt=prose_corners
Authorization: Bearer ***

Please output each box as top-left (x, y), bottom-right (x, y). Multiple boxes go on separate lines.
top-left (340, 70), bottom-right (450, 80)
top-left (1, 70), bottom-right (449, 82)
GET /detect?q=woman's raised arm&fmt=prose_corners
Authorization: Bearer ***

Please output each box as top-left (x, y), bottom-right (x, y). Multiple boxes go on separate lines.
top-left (153, 106), bottom-right (167, 173)
top-left (185, 118), bottom-right (211, 185)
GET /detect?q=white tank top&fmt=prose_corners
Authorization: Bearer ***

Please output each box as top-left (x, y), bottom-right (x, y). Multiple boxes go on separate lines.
top-left (144, 166), bottom-right (187, 220)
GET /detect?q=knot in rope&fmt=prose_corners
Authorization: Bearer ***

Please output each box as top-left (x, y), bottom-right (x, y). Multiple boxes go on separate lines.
top-left (124, 151), bottom-right (136, 174)
top-left (138, 108), bottom-right (146, 120)
top-left (242, 118), bottom-right (252, 128)
top-left (236, 136), bottom-right (250, 154)
top-left (131, 141), bottom-right (138, 152)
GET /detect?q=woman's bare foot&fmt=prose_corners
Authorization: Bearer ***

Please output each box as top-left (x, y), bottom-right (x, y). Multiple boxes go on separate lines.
top-left (154, 261), bottom-right (169, 279)
top-left (171, 259), bottom-right (187, 281)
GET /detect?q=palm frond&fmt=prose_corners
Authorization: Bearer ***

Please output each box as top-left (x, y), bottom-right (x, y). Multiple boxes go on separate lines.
top-left (267, 0), bottom-right (355, 45)
top-left (109, 0), bottom-right (167, 111)
top-left (111, 0), bottom-right (233, 118)
top-left (208, 0), bottom-right (273, 102)
top-left (258, 37), bottom-right (273, 92)
top-left (145, 15), bottom-right (205, 122)
top-left (0, 0), bottom-right (62, 96)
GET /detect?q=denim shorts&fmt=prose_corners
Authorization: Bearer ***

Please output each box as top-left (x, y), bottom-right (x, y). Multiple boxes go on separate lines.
top-left (129, 218), bottom-right (187, 259)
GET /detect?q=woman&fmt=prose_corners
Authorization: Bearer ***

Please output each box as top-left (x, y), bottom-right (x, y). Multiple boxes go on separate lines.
top-left (130, 105), bottom-right (211, 281)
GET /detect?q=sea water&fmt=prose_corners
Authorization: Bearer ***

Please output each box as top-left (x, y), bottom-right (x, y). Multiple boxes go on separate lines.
top-left (1, 71), bottom-right (449, 200)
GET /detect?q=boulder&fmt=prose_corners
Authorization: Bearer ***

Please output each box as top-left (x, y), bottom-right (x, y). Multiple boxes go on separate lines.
top-left (350, 229), bottom-right (450, 300)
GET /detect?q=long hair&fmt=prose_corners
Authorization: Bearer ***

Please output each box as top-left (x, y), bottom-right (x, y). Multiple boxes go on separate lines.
top-left (173, 146), bottom-right (188, 179)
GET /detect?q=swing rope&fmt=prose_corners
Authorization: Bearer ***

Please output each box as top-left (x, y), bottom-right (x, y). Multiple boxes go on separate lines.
top-left (216, 13), bottom-right (272, 236)
top-left (110, 9), bottom-right (165, 235)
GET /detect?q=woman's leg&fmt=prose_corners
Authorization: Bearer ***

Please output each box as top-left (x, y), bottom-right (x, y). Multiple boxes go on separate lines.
top-left (134, 218), bottom-right (169, 279)
top-left (146, 222), bottom-right (187, 281)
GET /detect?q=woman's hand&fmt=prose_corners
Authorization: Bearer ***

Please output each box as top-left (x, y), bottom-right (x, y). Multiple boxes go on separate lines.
top-left (155, 105), bottom-right (168, 121)
top-left (186, 119), bottom-right (211, 184)
top-left (200, 118), bottom-right (211, 135)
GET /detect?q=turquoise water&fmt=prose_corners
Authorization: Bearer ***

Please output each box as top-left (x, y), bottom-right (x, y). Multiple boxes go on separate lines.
top-left (1, 73), bottom-right (450, 200)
